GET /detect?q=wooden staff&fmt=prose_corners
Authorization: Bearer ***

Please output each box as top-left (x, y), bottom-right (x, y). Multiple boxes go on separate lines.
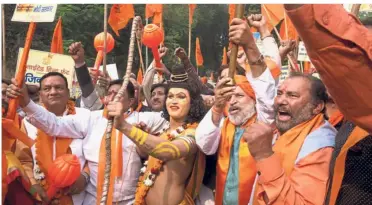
top-left (103, 4), bottom-right (108, 75)
top-left (100, 16), bottom-right (142, 205)
top-left (262, 5), bottom-right (299, 72)
top-left (137, 38), bottom-right (145, 74)
top-left (2, 5), bottom-right (6, 79)
top-left (228, 4), bottom-right (245, 82)
top-left (188, 13), bottom-right (192, 58)
top-left (6, 22), bottom-right (36, 120)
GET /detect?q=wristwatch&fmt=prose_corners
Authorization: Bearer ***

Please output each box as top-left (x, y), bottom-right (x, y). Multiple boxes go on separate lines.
top-left (249, 54), bottom-right (265, 66)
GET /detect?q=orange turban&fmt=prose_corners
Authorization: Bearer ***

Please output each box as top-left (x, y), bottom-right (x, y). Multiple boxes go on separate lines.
top-left (234, 75), bottom-right (256, 101)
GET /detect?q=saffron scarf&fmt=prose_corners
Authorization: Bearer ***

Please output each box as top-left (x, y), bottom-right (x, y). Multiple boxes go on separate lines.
top-left (215, 114), bottom-right (257, 205)
top-left (253, 114), bottom-right (324, 204)
top-left (33, 100), bottom-right (76, 204)
top-left (328, 109), bottom-right (344, 127)
top-left (96, 108), bottom-right (132, 205)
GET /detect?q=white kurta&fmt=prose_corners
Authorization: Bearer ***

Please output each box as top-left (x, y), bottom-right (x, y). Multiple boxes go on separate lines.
top-left (23, 107), bottom-right (87, 205)
top-left (195, 67), bottom-right (277, 156)
top-left (23, 102), bottom-right (168, 203)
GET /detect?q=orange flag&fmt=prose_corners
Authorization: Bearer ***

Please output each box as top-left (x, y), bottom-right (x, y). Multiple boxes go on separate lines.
top-left (280, 12), bottom-right (298, 40)
top-left (189, 4), bottom-right (197, 25)
top-left (228, 4), bottom-right (236, 25)
top-left (222, 47), bottom-right (227, 65)
top-left (261, 4), bottom-right (285, 32)
top-left (51, 17), bottom-right (63, 54)
top-left (146, 4), bottom-right (163, 25)
top-left (196, 37), bottom-right (204, 67)
top-left (108, 4), bottom-right (135, 36)
top-left (137, 68), bottom-right (143, 85)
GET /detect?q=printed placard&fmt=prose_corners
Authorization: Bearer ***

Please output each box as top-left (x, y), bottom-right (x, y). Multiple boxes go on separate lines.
top-left (11, 4), bottom-right (57, 22)
top-left (15, 48), bottom-right (75, 95)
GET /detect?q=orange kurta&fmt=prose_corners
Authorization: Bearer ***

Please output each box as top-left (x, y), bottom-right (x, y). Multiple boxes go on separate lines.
top-left (253, 114), bottom-right (333, 204)
top-left (286, 4), bottom-right (372, 134)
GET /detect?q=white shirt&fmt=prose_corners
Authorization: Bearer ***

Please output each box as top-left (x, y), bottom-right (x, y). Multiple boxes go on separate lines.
top-left (23, 107), bottom-right (87, 205)
top-left (23, 101), bottom-right (169, 202)
top-left (195, 68), bottom-right (276, 155)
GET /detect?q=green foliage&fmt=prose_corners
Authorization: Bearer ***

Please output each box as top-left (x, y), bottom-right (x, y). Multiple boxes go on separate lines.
top-left (3, 4), bottom-right (261, 79)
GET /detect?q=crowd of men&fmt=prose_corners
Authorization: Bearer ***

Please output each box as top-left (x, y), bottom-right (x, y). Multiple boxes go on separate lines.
top-left (2, 4), bottom-right (372, 205)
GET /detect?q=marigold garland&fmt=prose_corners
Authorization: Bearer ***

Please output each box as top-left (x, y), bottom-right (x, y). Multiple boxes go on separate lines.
top-left (34, 100), bottom-right (76, 199)
top-left (134, 124), bottom-right (190, 205)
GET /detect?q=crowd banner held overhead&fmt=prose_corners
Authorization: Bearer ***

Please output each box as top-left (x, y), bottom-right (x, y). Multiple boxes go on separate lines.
top-left (11, 4), bottom-right (57, 22)
top-left (15, 48), bottom-right (75, 93)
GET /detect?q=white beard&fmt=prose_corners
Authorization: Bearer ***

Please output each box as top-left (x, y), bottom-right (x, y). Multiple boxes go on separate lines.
top-left (229, 107), bottom-right (256, 126)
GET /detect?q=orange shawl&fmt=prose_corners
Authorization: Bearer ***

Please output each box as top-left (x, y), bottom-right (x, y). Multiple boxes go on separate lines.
top-left (328, 110), bottom-right (344, 127)
top-left (253, 114), bottom-right (324, 204)
top-left (96, 108), bottom-right (130, 205)
top-left (328, 126), bottom-right (369, 205)
top-left (215, 114), bottom-right (257, 205)
top-left (34, 100), bottom-right (76, 204)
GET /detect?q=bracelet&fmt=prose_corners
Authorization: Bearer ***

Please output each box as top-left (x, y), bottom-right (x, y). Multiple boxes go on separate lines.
top-left (129, 126), bottom-right (149, 145)
top-left (249, 54), bottom-right (265, 66)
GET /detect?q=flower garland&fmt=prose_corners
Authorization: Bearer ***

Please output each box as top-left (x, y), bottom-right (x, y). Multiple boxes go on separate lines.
top-left (134, 124), bottom-right (189, 205)
top-left (34, 100), bottom-right (76, 199)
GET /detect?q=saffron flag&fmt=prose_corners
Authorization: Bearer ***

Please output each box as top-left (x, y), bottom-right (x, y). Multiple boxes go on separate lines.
top-left (51, 17), bottom-right (63, 54)
top-left (279, 13), bottom-right (298, 40)
top-left (108, 4), bottom-right (135, 36)
top-left (261, 4), bottom-right (285, 32)
top-left (137, 68), bottom-right (143, 85)
top-left (196, 37), bottom-right (204, 66)
top-left (146, 4), bottom-right (163, 25)
top-left (189, 4), bottom-right (197, 25)
top-left (222, 47), bottom-right (227, 65)
top-left (228, 4), bottom-right (236, 25)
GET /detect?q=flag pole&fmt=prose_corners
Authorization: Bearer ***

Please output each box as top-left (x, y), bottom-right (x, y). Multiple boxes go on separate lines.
top-left (228, 4), bottom-right (244, 82)
top-left (2, 5), bottom-right (6, 79)
top-left (145, 18), bottom-right (149, 68)
top-left (262, 5), bottom-right (299, 72)
top-left (103, 4), bottom-right (107, 74)
top-left (188, 10), bottom-right (191, 59)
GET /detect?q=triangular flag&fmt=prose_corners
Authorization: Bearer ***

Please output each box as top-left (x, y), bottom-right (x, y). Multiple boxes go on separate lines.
top-left (279, 13), bottom-right (298, 40)
top-left (222, 47), bottom-right (227, 65)
top-left (146, 4), bottom-right (163, 25)
top-left (261, 4), bottom-right (285, 32)
top-left (189, 4), bottom-right (197, 25)
top-left (196, 37), bottom-right (204, 66)
top-left (51, 17), bottom-right (63, 54)
top-left (137, 68), bottom-right (143, 85)
top-left (108, 4), bottom-right (135, 36)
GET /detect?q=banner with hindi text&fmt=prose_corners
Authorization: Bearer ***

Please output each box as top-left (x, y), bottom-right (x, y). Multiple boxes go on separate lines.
top-left (11, 4), bottom-right (57, 22)
top-left (15, 48), bottom-right (75, 95)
